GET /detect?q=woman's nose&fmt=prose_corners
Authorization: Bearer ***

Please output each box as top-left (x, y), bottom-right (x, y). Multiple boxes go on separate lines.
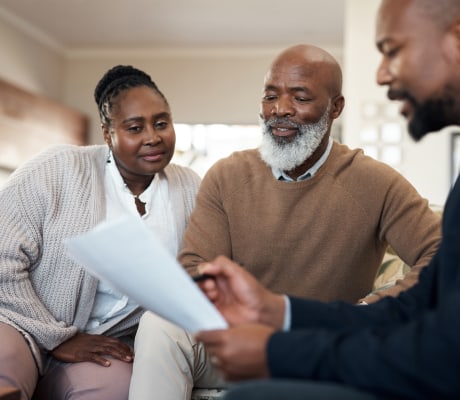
top-left (144, 126), bottom-right (162, 145)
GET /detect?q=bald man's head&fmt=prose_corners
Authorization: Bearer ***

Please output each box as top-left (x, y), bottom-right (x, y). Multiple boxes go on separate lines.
top-left (266, 44), bottom-right (343, 98)
top-left (259, 44), bottom-right (345, 178)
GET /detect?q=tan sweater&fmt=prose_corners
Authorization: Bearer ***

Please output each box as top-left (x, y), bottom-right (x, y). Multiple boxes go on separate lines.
top-left (180, 142), bottom-right (441, 303)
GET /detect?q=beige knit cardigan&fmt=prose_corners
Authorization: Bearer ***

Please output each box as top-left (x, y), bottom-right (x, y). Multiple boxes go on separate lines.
top-left (0, 144), bottom-right (200, 372)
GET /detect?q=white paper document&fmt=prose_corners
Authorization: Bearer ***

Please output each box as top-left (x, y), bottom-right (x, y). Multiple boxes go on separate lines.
top-left (65, 215), bottom-right (228, 333)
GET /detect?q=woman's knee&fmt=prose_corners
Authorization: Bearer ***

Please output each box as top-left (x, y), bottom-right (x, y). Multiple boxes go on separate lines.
top-left (0, 323), bottom-right (38, 399)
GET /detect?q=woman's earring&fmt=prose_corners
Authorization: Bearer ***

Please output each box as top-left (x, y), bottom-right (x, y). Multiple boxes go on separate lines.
top-left (106, 148), bottom-right (112, 164)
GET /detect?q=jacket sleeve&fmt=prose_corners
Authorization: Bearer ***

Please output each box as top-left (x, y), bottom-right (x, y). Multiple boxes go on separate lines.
top-left (268, 297), bottom-right (460, 398)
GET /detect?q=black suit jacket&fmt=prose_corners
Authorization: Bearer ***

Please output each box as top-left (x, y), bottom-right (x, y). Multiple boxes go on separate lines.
top-left (267, 177), bottom-right (460, 399)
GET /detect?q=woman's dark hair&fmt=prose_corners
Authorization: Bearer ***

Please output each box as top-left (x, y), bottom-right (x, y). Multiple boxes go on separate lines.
top-left (94, 65), bottom-right (168, 125)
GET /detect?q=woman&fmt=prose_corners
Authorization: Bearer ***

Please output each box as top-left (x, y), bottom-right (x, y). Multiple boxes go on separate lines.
top-left (0, 65), bottom-right (200, 400)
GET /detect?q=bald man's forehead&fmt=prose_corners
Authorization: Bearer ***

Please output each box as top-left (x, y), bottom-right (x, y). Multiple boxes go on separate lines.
top-left (265, 62), bottom-right (318, 83)
top-left (264, 59), bottom-right (341, 99)
top-left (265, 58), bottom-right (337, 91)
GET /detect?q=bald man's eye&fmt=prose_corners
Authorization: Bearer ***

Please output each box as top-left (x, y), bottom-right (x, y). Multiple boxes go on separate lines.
top-left (262, 94), bottom-right (277, 102)
top-left (295, 96), bottom-right (312, 103)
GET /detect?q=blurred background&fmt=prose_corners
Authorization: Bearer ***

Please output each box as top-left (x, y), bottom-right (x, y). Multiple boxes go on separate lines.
top-left (0, 0), bottom-right (456, 205)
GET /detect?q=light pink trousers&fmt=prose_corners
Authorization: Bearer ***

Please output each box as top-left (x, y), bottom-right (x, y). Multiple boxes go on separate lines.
top-left (0, 323), bottom-right (132, 400)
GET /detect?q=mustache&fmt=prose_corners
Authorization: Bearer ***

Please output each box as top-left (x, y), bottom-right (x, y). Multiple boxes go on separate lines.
top-left (264, 117), bottom-right (300, 129)
top-left (387, 88), bottom-right (417, 105)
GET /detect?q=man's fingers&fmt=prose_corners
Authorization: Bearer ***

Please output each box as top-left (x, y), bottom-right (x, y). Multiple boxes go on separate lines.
top-left (195, 329), bottom-right (224, 346)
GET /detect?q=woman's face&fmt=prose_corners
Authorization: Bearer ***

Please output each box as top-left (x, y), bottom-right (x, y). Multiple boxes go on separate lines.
top-left (103, 85), bottom-right (176, 182)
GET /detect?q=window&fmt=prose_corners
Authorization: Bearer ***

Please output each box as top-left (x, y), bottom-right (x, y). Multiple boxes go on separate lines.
top-left (173, 124), bottom-right (261, 176)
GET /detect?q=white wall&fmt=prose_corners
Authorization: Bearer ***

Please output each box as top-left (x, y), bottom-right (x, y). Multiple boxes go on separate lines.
top-left (0, 1), bottom-right (453, 205)
top-left (343, 0), bottom-right (452, 206)
top-left (0, 7), bottom-right (65, 99)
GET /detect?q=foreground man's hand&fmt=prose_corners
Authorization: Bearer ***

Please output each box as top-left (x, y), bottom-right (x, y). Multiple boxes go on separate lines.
top-left (195, 323), bottom-right (274, 381)
top-left (198, 255), bottom-right (286, 328)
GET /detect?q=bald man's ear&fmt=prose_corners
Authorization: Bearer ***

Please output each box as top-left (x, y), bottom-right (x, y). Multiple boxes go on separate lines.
top-left (330, 95), bottom-right (345, 119)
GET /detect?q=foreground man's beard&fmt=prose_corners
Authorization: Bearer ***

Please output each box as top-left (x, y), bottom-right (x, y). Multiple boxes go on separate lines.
top-left (388, 88), bottom-right (457, 142)
top-left (259, 103), bottom-right (331, 172)
top-left (409, 96), bottom-right (456, 142)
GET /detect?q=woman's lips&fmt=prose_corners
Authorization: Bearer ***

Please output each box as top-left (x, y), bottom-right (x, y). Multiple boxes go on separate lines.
top-left (141, 152), bottom-right (164, 162)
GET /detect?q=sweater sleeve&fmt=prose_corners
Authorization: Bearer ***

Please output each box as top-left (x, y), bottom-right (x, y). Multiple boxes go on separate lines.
top-left (164, 164), bottom-right (201, 251)
top-left (361, 168), bottom-right (441, 303)
top-left (0, 163), bottom-right (77, 351)
top-left (179, 162), bottom-right (233, 273)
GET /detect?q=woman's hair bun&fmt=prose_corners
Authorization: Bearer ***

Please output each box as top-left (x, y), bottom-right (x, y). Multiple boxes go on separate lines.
top-left (94, 65), bottom-right (155, 106)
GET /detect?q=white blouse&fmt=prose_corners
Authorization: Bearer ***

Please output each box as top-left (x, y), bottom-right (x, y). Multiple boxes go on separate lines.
top-left (86, 153), bottom-right (178, 332)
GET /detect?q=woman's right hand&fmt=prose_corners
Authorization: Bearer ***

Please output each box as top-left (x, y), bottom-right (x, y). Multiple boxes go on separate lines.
top-left (50, 332), bottom-right (134, 367)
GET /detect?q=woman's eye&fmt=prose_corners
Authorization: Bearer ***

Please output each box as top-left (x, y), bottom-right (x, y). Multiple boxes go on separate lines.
top-left (127, 126), bottom-right (142, 133)
top-left (155, 121), bottom-right (168, 129)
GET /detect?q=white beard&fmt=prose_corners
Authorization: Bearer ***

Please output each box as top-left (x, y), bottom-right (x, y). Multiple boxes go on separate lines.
top-left (259, 102), bottom-right (331, 172)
